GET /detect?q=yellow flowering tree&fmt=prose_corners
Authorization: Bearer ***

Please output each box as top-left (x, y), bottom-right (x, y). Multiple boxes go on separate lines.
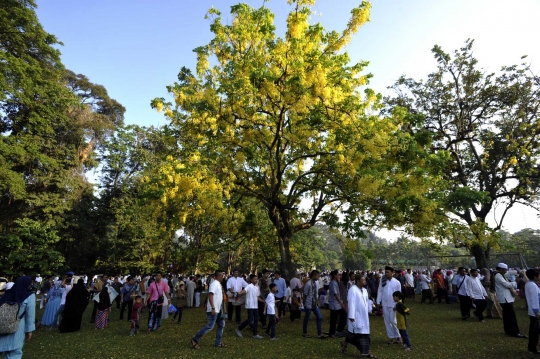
top-left (152, 1), bottom-right (436, 276)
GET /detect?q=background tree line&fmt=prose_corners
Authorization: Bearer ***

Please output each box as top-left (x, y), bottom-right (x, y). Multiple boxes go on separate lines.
top-left (2, 0), bottom-right (540, 277)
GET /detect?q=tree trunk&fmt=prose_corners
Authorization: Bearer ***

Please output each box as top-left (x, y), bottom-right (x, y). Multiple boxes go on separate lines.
top-left (470, 244), bottom-right (490, 269)
top-left (278, 235), bottom-right (295, 280)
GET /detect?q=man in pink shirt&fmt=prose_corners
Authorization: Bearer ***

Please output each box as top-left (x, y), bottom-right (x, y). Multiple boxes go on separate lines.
top-left (145, 272), bottom-right (171, 332)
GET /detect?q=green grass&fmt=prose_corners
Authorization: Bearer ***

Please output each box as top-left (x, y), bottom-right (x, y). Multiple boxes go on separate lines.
top-left (24, 296), bottom-right (535, 359)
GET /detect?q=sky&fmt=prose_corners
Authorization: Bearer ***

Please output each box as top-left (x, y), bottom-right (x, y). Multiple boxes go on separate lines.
top-left (34, 0), bottom-right (540, 239)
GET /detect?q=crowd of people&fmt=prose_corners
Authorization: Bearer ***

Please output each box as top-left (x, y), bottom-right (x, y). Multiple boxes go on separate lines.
top-left (1, 262), bottom-right (539, 358)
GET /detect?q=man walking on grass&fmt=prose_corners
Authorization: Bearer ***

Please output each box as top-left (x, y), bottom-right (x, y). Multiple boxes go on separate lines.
top-left (191, 270), bottom-right (228, 349)
top-left (235, 274), bottom-right (264, 339)
top-left (376, 266), bottom-right (401, 344)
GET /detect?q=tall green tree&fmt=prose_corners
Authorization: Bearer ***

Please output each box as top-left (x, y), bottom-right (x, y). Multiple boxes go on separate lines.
top-left (386, 40), bottom-right (540, 268)
top-left (0, 0), bottom-right (78, 227)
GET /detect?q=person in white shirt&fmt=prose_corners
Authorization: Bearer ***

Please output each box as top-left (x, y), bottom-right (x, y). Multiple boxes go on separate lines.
top-left (452, 267), bottom-right (471, 320)
top-left (405, 269), bottom-right (415, 301)
top-left (342, 273), bottom-right (375, 358)
top-left (35, 274), bottom-right (42, 284)
top-left (235, 274), bottom-right (264, 339)
top-left (493, 263), bottom-right (526, 338)
top-left (376, 266), bottom-right (401, 344)
top-left (191, 270), bottom-right (226, 349)
top-left (264, 283), bottom-right (279, 339)
top-left (525, 268), bottom-right (540, 354)
top-left (226, 270), bottom-right (248, 324)
top-left (51, 278), bottom-right (72, 329)
top-left (420, 271), bottom-right (434, 304)
top-left (466, 268), bottom-right (488, 322)
top-left (290, 272), bottom-right (303, 292)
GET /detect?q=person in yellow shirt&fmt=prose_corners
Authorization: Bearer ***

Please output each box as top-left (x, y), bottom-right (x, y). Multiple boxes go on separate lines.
top-left (393, 291), bottom-right (412, 351)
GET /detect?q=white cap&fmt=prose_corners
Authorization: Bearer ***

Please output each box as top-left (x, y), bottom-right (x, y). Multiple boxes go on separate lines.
top-left (497, 263), bottom-right (508, 269)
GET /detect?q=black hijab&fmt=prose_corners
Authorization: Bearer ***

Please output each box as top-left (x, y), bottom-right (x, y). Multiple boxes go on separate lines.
top-left (97, 285), bottom-right (111, 311)
top-left (0, 276), bottom-right (33, 305)
top-left (65, 278), bottom-right (90, 316)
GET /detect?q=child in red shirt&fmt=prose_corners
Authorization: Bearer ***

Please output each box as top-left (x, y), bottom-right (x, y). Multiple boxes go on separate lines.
top-left (130, 296), bottom-right (145, 336)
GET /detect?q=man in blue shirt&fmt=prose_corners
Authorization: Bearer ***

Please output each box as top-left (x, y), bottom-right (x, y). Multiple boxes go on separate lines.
top-left (328, 270), bottom-right (346, 337)
top-left (273, 271), bottom-right (287, 318)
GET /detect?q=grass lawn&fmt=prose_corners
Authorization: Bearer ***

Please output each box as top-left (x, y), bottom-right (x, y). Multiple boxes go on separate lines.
top-left (24, 296), bottom-right (534, 359)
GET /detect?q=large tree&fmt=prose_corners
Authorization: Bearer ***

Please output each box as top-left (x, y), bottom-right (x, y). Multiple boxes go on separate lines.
top-left (152, 0), bottom-right (423, 277)
top-left (386, 40), bottom-right (540, 268)
top-left (0, 0), bottom-right (126, 274)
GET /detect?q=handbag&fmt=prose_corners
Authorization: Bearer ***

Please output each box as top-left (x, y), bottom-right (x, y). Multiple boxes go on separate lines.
top-left (0, 302), bottom-right (22, 334)
top-left (168, 304), bottom-right (177, 314)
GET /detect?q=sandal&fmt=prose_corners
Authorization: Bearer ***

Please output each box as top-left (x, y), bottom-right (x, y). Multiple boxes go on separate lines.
top-left (303, 333), bottom-right (312, 338)
top-left (215, 343), bottom-right (228, 348)
top-left (341, 341), bottom-right (348, 354)
top-left (190, 338), bottom-right (200, 350)
top-left (318, 334), bottom-right (329, 339)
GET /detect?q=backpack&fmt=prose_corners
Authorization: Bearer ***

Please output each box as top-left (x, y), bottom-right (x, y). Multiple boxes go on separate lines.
top-left (0, 302), bottom-right (21, 334)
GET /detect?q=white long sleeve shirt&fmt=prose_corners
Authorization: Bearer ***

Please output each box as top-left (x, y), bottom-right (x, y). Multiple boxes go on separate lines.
top-left (420, 275), bottom-right (432, 290)
top-left (466, 276), bottom-right (487, 300)
top-left (526, 281), bottom-right (540, 317)
top-left (494, 272), bottom-right (516, 304)
top-left (405, 273), bottom-right (414, 287)
top-left (244, 283), bottom-right (260, 309)
top-left (376, 277), bottom-right (401, 308)
top-left (348, 285), bottom-right (370, 334)
top-left (227, 276), bottom-right (248, 303)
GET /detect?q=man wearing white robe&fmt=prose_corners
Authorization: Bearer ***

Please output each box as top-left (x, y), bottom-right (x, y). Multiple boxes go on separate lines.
top-left (186, 277), bottom-right (196, 308)
top-left (345, 274), bottom-right (375, 357)
top-left (376, 266), bottom-right (401, 343)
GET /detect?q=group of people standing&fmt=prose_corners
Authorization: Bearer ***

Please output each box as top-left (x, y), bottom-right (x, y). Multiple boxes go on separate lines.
top-left (189, 266), bottom-right (413, 358)
top-left (3, 262), bottom-right (540, 358)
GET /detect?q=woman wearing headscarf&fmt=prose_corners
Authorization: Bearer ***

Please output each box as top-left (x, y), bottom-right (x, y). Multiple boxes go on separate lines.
top-left (0, 276), bottom-right (36, 358)
top-left (41, 279), bottom-right (63, 326)
top-left (59, 278), bottom-right (90, 332)
top-left (95, 285), bottom-right (111, 329)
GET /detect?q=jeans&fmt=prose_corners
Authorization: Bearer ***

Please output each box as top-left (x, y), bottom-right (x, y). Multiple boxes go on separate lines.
top-left (51, 304), bottom-right (65, 328)
top-left (303, 307), bottom-right (322, 336)
top-left (266, 314), bottom-right (276, 338)
top-left (399, 329), bottom-right (412, 349)
top-left (193, 312), bottom-right (225, 346)
top-left (239, 308), bottom-right (259, 335)
top-left (329, 308), bottom-right (347, 335)
top-left (147, 303), bottom-right (163, 330)
top-left (120, 300), bottom-right (133, 320)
